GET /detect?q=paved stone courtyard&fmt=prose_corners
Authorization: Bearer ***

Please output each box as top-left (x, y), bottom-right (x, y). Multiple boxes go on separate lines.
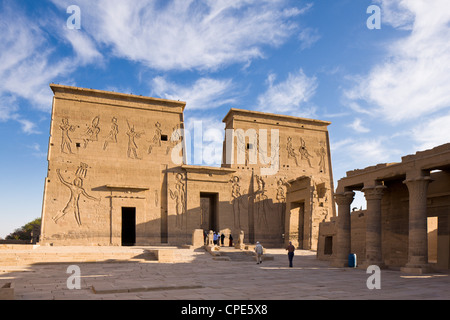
top-left (1, 247), bottom-right (449, 300)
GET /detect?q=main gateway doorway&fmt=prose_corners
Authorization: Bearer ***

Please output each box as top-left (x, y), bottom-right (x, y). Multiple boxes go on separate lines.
top-left (122, 207), bottom-right (136, 246)
top-left (200, 193), bottom-right (218, 232)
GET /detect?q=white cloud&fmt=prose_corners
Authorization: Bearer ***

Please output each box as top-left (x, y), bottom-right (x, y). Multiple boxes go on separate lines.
top-left (411, 111), bottom-right (450, 151)
top-left (375, 0), bottom-right (415, 30)
top-left (61, 30), bottom-right (102, 65)
top-left (298, 27), bottom-right (321, 50)
top-left (151, 76), bottom-right (236, 110)
top-left (50, 0), bottom-right (308, 71)
top-left (0, 4), bottom-right (74, 114)
top-left (28, 143), bottom-right (46, 158)
top-left (331, 137), bottom-right (402, 171)
top-left (257, 69), bottom-right (318, 117)
top-left (345, 0), bottom-right (450, 123)
top-left (348, 118), bottom-right (370, 133)
top-left (16, 119), bottom-right (41, 135)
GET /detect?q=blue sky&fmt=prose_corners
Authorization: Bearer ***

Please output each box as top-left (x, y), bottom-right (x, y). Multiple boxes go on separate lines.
top-left (1, 0), bottom-right (450, 238)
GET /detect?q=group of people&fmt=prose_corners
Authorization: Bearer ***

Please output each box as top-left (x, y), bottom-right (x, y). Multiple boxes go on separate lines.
top-left (204, 231), bottom-right (233, 247)
top-left (203, 229), bottom-right (296, 267)
top-left (255, 241), bottom-right (296, 267)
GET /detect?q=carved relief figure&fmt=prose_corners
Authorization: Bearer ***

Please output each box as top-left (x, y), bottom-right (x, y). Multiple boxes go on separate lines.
top-left (286, 137), bottom-right (299, 166)
top-left (255, 175), bottom-right (268, 228)
top-left (153, 122), bottom-right (163, 146)
top-left (276, 178), bottom-right (291, 233)
top-left (167, 124), bottom-right (181, 155)
top-left (299, 138), bottom-right (313, 168)
top-left (53, 164), bottom-right (100, 226)
top-left (126, 121), bottom-right (144, 159)
top-left (149, 122), bottom-right (163, 154)
top-left (83, 116), bottom-right (101, 148)
top-left (169, 173), bottom-right (186, 229)
top-left (60, 118), bottom-right (76, 154)
top-left (103, 117), bottom-right (119, 150)
top-left (230, 176), bottom-right (242, 228)
top-left (316, 146), bottom-right (327, 173)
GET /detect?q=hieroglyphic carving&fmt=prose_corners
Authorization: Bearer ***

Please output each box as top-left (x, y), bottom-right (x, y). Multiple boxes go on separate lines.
top-left (103, 117), bottom-right (119, 150)
top-left (167, 124), bottom-right (181, 155)
top-left (169, 173), bottom-right (186, 229)
top-left (60, 118), bottom-right (76, 154)
top-left (148, 122), bottom-right (163, 154)
top-left (230, 176), bottom-right (242, 228)
top-left (299, 138), bottom-right (313, 168)
top-left (286, 137), bottom-right (299, 166)
top-left (53, 164), bottom-right (100, 226)
top-left (316, 144), bottom-right (327, 173)
top-left (83, 116), bottom-right (100, 148)
top-left (126, 120), bottom-right (144, 159)
top-left (153, 122), bottom-right (162, 146)
top-left (255, 175), bottom-right (269, 228)
top-left (276, 177), bottom-right (291, 233)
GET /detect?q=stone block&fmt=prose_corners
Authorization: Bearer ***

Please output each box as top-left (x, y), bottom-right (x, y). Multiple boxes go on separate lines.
top-left (155, 249), bottom-right (174, 263)
top-left (192, 229), bottom-right (205, 248)
top-left (0, 283), bottom-right (14, 300)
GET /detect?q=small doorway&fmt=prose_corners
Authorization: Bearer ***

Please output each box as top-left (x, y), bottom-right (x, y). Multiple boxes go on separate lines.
top-left (200, 193), bottom-right (218, 232)
top-left (428, 216), bottom-right (438, 264)
top-left (324, 236), bottom-right (333, 255)
top-left (288, 202), bottom-right (305, 249)
top-left (122, 207), bottom-right (136, 246)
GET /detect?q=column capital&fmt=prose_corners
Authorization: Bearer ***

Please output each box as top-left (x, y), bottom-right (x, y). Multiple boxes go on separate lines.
top-left (403, 176), bottom-right (433, 198)
top-left (362, 185), bottom-right (387, 201)
top-left (403, 175), bottom-right (433, 186)
top-left (334, 191), bottom-right (355, 206)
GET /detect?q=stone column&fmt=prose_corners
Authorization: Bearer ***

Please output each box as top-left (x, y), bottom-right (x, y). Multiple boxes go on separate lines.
top-left (331, 191), bottom-right (355, 267)
top-left (401, 176), bottom-right (433, 274)
top-left (362, 185), bottom-right (386, 268)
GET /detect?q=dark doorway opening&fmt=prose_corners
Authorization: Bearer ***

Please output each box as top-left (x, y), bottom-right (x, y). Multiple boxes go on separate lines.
top-left (324, 236), bottom-right (333, 255)
top-left (200, 193), bottom-right (219, 232)
top-left (122, 207), bottom-right (136, 246)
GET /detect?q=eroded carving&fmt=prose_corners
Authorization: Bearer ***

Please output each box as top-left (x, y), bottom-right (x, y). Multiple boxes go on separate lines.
top-left (286, 137), bottom-right (299, 166)
top-left (83, 116), bottom-right (101, 148)
top-left (316, 145), bottom-right (327, 173)
top-left (276, 177), bottom-right (291, 233)
top-left (53, 164), bottom-right (100, 226)
top-left (299, 138), bottom-right (313, 168)
top-left (60, 118), bottom-right (76, 154)
top-left (126, 120), bottom-right (144, 159)
top-left (169, 173), bottom-right (186, 229)
top-left (103, 117), bottom-right (119, 150)
top-left (230, 176), bottom-right (242, 228)
top-left (255, 175), bottom-right (268, 228)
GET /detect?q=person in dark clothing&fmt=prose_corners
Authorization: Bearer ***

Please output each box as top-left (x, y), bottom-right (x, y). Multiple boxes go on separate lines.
top-left (229, 234), bottom-right (233, 247)
top-left (286, 241), bottom-right (295, 267)
top-left (220, 233), bottom-right (225, 246)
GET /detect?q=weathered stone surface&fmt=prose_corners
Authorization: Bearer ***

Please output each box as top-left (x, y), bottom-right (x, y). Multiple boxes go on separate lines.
top-left (40, 84), bottom-right (335, 249)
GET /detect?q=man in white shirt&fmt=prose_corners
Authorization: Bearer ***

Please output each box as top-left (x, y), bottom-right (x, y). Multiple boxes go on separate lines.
top-left (255, 241), bottom-right (264, 264)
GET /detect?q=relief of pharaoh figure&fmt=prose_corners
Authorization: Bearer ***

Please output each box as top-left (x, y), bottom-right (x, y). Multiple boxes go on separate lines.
top-left (60, 118), bottom-right (76, 154)
top-left (53, 168), bottom-right (100, 226)
top-left (169, 173), bottom-right (186, 229)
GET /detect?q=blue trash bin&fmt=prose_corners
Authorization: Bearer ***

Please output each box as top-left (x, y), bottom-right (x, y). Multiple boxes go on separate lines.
top-left (348, 253), bottom-right (357, 268)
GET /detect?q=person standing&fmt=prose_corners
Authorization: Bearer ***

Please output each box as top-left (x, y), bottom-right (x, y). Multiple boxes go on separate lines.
top-left (286, 241), bottom-right (295, 267)
top-left (255, 241), bottom-right (264, 264)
